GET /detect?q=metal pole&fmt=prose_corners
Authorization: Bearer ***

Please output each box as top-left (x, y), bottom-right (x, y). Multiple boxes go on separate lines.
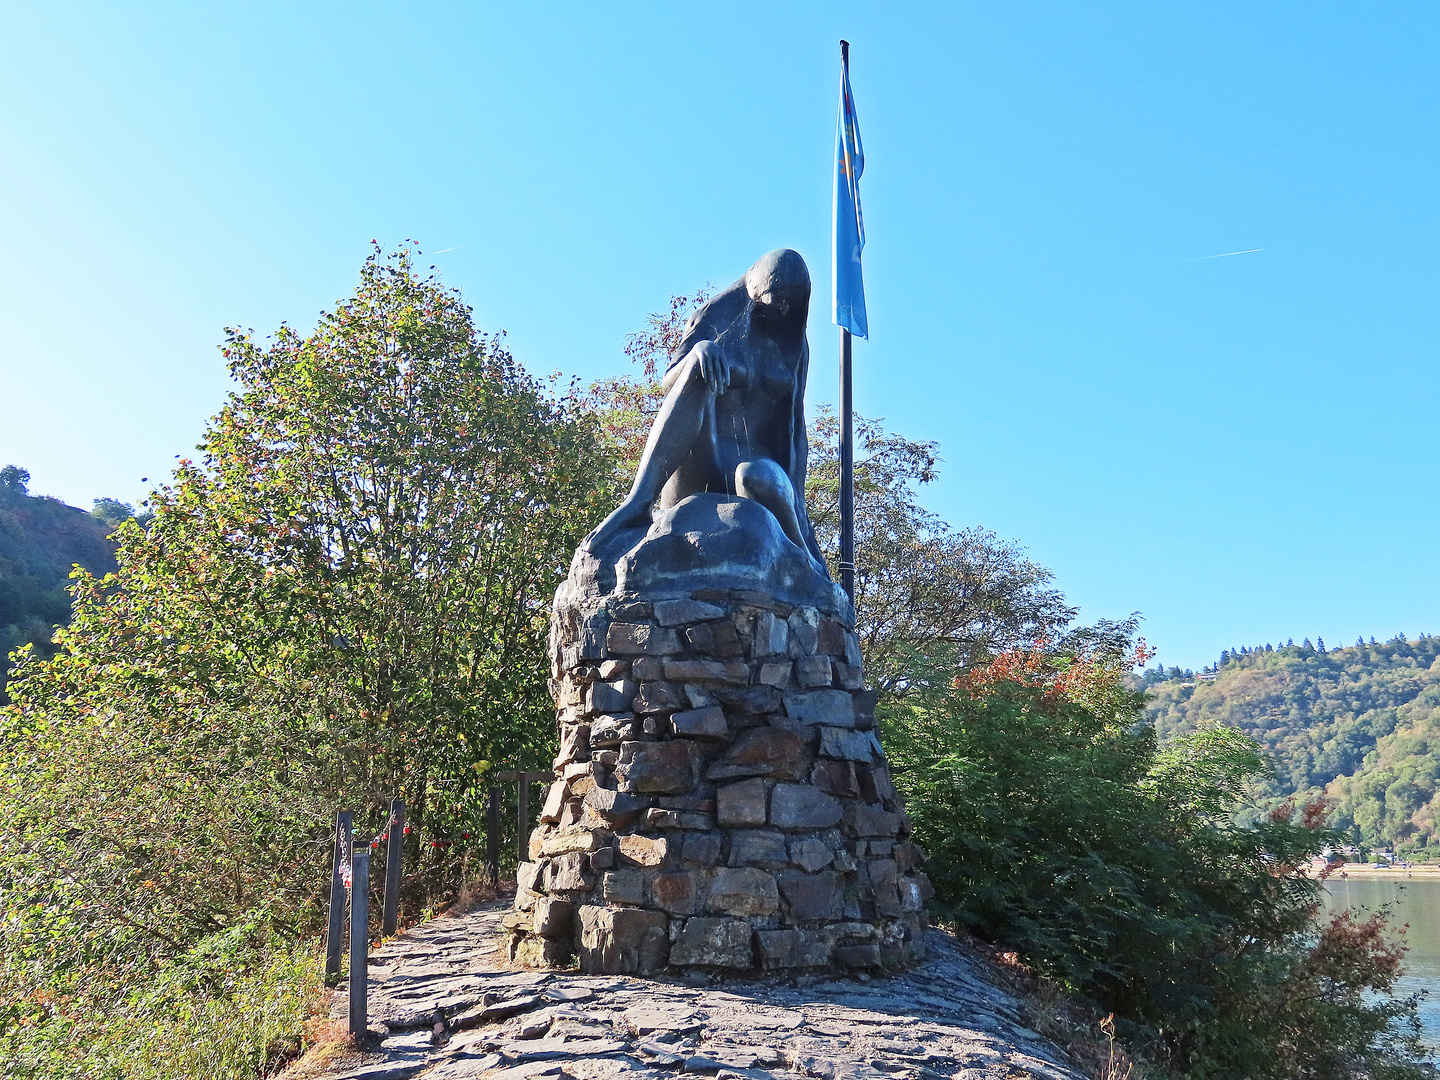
top-left (324, 810), bottom-right (352, 986)
top-left (382, 798), bottom-right (404, 937)
top-left (487, 785), bottom-right (501, 886)
top-left (839, 326), bottom-right (855, 602)
top-left (348, 841), bottom-right (370, 1039)
top-left (517, 775), bottom-right (531, 868)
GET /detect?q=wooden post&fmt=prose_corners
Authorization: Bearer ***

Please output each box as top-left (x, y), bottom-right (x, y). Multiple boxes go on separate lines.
top-left (487, 785), bottom-right (501, 885)
top-left (324, 810), bottom-right (353, 986)
top-left (517, 775), bottom-right (531, 867)
top-left (348, 840), bottom-right (370, 1039)
top-left (382, 797), bottom-right (404, 937)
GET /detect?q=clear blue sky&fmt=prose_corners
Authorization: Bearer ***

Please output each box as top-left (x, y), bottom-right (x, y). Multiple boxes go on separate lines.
top-left (2, 3), bottom-right (1437, 670)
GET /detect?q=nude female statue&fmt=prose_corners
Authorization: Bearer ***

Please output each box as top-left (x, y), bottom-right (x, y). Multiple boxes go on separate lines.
top-left (587, 249), bottom-right (827, 575)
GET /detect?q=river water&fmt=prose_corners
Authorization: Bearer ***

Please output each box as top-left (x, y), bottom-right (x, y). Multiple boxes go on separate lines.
top-left (1322, 875), bottom-right (1440, 1060)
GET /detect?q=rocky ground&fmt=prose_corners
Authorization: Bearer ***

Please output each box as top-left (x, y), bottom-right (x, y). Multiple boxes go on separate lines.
top-left (294, 901), bottom-right (1083, 1080)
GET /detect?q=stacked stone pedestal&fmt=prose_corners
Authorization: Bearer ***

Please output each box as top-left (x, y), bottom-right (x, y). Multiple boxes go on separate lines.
top-left (506, 586), bottom-right (933, 976)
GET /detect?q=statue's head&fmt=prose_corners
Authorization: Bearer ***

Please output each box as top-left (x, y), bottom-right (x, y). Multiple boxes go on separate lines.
top-left (745, 249), bottom-right (810, 327)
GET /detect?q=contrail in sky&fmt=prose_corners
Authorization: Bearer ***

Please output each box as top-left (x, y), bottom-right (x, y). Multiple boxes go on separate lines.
top-left (1192, 247), bottom-right (1263, 260)
top-left (432, 245), bottom-right (463, 254)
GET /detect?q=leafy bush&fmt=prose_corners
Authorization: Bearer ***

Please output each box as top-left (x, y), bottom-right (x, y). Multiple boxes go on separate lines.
top-left (884, 642), bottom-right (1429, 1078)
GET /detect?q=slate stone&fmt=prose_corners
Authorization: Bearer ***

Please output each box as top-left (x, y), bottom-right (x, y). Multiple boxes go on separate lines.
top-left (834, 662), bottom-right (864, 689)
top-left (706, 727), bottom-right (810, 781)
top-left (683, 619), bottom-right (745, 658)
top-left (834, 942), bottom-right (882, 968)
top-left (654, 598), bottom-right (727, 626)
top-left (651, 871), bottom-right (697, 915)
top-left (606, 622), bottom-right (682, 656)
top-left (516, 861), bottom-right (544, 895)
top-left (756, 928), bottom-right (832, 970)
top-left (784, 690), bottom-right (855, 728)
top-left (583, 786), bottom-right (648, 825)
top-left (868, 859), bottom-right (902, 917)
top-left (576, 906), bottom-right (669, 974)
top-left (819, 727), bottom-right (881, 762)
top-left (588, 714), bottom-right (636, 748)
top-left (531, 898), bottom-right (575, 938)
top-left (787, 611), bottom-right (819, 655)
top-left (769, 783), bottom-right (843, 829)
top-left (757, 661), bottom-right (793, 688)
top-left (617, 834), bottom-right (669, 868)
top-left (752, 611), bottom-right (789, 657)
top-left (633, 680), bottom-right (685, 714)
top-left (546, 852), bottom-right (592, 893)
top-left (588, 678), bottom-right (638, 714)
top-left (602, 870), bottom-right (646, 906)
top-left (681, 832), bottom-right (722, 866)
top-left (539, 781), bottom-right (567, 824)
top-left (716, 778), bottom-right (768, 827)
top-left (668, 916), bottom-right (754, 968)
top-left (664, 659), bottom-right (749, 683)
top-left (778, 870), bottom-right (844, 920)
top-left (816, 619), bottom-right (848, 657)
top-left (843, 802), bottom-right (902, 838)
top-left (795, 656), bottom-right (834, 687)
top-left (670, 705), bottom-right (728, 740)
top-left (789, 837), bottom-right (834, 873)
top-left (811, 759), bottom-right (859, 797)
top-left (707, 867), bottom-right (779, 917)
top-left (712, 684), bottom-right (783, 714)
top-left (617, 741), bottom-right (699, 794)
top-left (597, 659), bottom-right (631, 679)
top-left (857, 763), bottom-right (897, 803)
top-left (631, 657), bottom-right (666, 680)
top-left (727, 829), bottom-right (789, 869)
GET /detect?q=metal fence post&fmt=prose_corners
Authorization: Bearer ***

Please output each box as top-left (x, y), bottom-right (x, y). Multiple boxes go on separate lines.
top-left (487, 785), bottom-right (501, 885)
top-left (382, 797), bottom-right (405, 937)
top-left (324, 810), bottom-right (353, 986)
top-left (348, 840), bottom-right (370, 1040)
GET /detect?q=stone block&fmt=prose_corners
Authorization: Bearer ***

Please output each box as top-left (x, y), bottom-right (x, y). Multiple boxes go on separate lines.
top-left (753, 611), bottom-right (789, 657)
top-left (539, 781), bottom-right (567, 824)
top-left (900, 877), bottom-right (924, 913)
top-left (706, 727), bottom-right (810, 781)
top-left (532, 897), bottom-right (576, 938)
top-left (547, 852), bottom-right (592, 893)
top-left (816, 619), bottom-right (848, 656)
top-left (770, 783), bottom-right (843, 829)
top-left (589, 714), bottom-right (636, 748)
top-left (654, 598), bottom-right (727, 626)
top-left (517, 860), bottom-right (544, 895)
top-left (707, 866), bottom-right (780, 916)
top-left (612, 599), bottom-right (653, 620)
top-left (857, 763), bottom-right (897, 803)
top-left (716, 778), bottom-right (768, 827)
top-left (843, 802), bottom-right (902, 838)
top-left (541, 825), bottom-right (608, 856)
top-left (795, 656), bottom-right (834, 688)
top-left (757, 662), bottom-right (793, 688)
top-left (645, 808), bottom-right (712, 830)
top-left (784, 690), bottom-right (855, 728)
top-left (668, 917), bottom-right (753, 968)
top-left (835, 942), bottom-right (882, 969)
top-left (819, 727), bottom-right (881, 762)
top-left (579, 615), bottom-right (610, 660)
top-left (756, 929), bottom-right (832, 970)
top-left (868, 859), bottom-right (902, 917)
top-left (553, 724), bottom-right (591, 769)
top-left (632, 657), bottom-right (666, 680)
top-left (778, 870), bottom-right (844, 921)
top-left (633, 681), bottom-right (685, 714)
top-left (681, 832), bottom-right (722, 866)
top-left (602, 870), bottom-right (646, 905)
top-left (577, 906), bottom-right (669, 974)
top-left (588, 678), bottom-right (638, 714)
top-left (597, 659), bottom-right (631, 679)
top-left (607, 622), bottom-right (682, 656)
top-left (811, 759), bottom-right (859, 797)
top-left (514, 934), bottom-right (574, 968)
top-left (789, 837), bottom-right (834, 873)
top-left (915, 872), bottom-right (935, 900)
top-left (787, 611), bottom-right (819, 655)
top-left (683, 620), bottom-right (744, 658)
top-left (713, 684), bottom-right (783, 714)
top-left (684, 683), bottom-right (718, 708)
top-left (834, 662), bottom-right (864, 690)
top-left (727, 829), bottom-right (789, 869)
top-left (590, 846), bottom-right (615, 870)
top-left (583, 786), bottom-right (648, 825)
top-left (617, 834), bottom-right (669, 868)
top-left (651, 872), bottom-right (697, 915)
top-left (529, 827), bottom-right (546, 860)
top-left (617, 741), bottom-right (699, 794)
top-left (664, 659), bottom-right (749, 684)
top-left (671, 705), bottom-right (728, 740)
top-left (844, 632), bottom-right (863, 668)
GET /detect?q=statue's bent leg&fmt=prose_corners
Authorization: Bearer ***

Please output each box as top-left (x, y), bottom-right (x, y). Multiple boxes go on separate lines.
top-left (735, 459), bottom-right (820, 568)
top-left (588, 353), bottom-right (717, 543)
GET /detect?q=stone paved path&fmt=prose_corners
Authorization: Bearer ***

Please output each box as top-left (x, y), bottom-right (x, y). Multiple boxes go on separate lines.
top-left (306, 902), bottom-right (1081, 1080)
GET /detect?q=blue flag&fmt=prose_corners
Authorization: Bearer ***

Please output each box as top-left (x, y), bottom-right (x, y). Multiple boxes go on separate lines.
top-left (832, 45), bottom-right (868, 339)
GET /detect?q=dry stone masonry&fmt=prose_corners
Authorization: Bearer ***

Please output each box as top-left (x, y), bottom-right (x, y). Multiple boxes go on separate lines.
top-left (504, 582), bottom-right (932, 975)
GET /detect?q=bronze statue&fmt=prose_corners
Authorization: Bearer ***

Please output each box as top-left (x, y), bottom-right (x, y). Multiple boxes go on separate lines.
top-left (587, 249), bottom-right (827, 575)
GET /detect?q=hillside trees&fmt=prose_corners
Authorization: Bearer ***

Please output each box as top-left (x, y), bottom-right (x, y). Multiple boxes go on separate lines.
top-left (0, 247), bottom-right (616, 1075)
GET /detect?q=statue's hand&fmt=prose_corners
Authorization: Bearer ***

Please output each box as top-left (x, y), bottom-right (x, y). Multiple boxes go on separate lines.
top-left (694, 340), bottom-right (730, 396)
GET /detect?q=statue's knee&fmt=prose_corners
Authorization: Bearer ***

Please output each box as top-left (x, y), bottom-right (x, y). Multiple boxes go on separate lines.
top-left (735, 459), bottom-right (786, 502)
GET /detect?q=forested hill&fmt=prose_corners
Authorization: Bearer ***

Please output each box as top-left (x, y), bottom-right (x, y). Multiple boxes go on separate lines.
top-left (1142, 635), bottom-right (1440, 853)
top-left (0, 466), bottom-right (133, 699)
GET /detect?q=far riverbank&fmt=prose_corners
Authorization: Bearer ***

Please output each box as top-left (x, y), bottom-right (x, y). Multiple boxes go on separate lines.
top-left (1308, 863), bottom-right (1440, 880)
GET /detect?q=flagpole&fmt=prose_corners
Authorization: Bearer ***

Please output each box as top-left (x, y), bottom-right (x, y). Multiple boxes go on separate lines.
top-left (836, 38), bottom-right (856, 605)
